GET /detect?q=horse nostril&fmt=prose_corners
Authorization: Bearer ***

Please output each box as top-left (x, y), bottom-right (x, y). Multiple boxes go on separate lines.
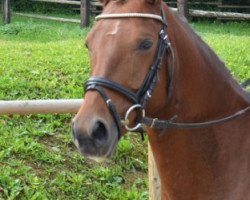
top-left (92, 121), bottom-right (108, 145)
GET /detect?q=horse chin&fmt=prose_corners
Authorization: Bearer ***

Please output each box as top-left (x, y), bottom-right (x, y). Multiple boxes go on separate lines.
top-left (74, 128), bottom-right (119, 162)
top-left (79, 143), bottom-right (117, 162)
top-left (85, 145), bottom-right (117, 162)
top-left (88, 156), bottom-right (110, 163)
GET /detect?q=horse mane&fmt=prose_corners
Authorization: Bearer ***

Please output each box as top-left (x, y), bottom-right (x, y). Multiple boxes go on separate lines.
top-left (168, 8), bottom-right (240, 88)
top-left (163, 4), bottom-right (250, 116)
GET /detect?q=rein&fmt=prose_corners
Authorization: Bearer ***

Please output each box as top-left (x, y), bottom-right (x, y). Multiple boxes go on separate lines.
top-left (141, 106), bottom-right (250, 131)
top-left (84, 9), bottom-right (250, 139)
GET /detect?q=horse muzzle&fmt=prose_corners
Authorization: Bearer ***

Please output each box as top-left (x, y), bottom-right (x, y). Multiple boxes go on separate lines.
top-left (72, 117), bottom-right (119, 161)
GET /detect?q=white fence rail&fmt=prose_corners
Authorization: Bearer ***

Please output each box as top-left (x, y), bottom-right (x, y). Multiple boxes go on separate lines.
top-left (0, 99), bottom-right (82, 115)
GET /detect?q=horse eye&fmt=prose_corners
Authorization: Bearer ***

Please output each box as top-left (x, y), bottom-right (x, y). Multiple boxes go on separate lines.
top-left (138, 39), bottom-right (153, 50)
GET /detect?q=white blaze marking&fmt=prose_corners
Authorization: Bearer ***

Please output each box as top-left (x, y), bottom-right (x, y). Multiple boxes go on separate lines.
top-left (107, 21), bottom-right (121, 36)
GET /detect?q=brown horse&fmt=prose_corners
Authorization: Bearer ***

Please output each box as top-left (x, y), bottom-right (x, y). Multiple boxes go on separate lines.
top-left (72, 0), bottom-right (250, 199)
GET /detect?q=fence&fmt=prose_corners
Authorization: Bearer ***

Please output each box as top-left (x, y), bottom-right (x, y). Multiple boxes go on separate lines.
top-left (2, 0), bottom-right (10, 24)
top-left (0, 99), bottom-right (82, 115)
top-left (1, 0), bottom-right (90, 27)
top-left (2, 0), bottom-right (250, 25)
top-left (0, 99), bottom-right (161, 199)
top-left (89, 0), bottom-right (250, 21)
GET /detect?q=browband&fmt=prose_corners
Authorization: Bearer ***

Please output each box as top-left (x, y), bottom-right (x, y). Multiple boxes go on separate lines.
top-left (95, 13), bottom-right (166, 25)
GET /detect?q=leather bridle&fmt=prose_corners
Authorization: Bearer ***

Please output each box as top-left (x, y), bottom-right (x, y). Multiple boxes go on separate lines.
top-left (85, 9), bottom-right (171, 139)
top-left (84, 8), bottom-right (250, 139)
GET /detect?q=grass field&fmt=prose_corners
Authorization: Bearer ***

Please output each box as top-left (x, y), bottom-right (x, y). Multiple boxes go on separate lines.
top-left (0, 15), bottom-right (249, 200)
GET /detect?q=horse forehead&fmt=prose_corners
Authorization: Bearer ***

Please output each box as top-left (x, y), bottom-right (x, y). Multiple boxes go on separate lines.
top-left (94, 19), bottom-right (158, 39)
top-left (106, 21), bottom-right (121, 36)
top-left (89, 20), bottom-right (135, 44)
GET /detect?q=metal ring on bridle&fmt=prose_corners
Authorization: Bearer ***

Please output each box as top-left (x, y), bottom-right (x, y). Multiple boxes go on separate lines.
top-left (124, 104), bottom-right (145, 131)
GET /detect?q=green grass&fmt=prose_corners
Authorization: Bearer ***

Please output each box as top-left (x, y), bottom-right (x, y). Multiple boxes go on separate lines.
top-left (0, 16), bottom-right (249, 200)
top-left (192, 21), bottom-right (250, 81)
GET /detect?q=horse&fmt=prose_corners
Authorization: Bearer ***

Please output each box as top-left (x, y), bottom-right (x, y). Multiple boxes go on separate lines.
top-left (72, 0), bottom-right (250, 199)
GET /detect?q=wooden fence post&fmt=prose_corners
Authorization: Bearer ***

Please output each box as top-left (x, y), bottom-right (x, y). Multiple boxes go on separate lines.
top-left (177, 0), bottom-right (189, 20)
top-left (80, 0), bottom-right (90, 28)
top-left (2, 0), bottom-right (11, 24)
top-left (148, 143), bottom-right (161, 200)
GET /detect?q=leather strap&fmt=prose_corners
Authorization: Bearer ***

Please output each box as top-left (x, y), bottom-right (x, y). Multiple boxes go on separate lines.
top-left (85, 77), bottom-right (139, 104)
top-left (86, 85), bottom-right (122, 139)
top-left (141, 106), bottom-right (250, 131)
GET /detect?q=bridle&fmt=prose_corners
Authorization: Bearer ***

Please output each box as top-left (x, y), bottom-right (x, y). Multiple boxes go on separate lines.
top-left (84, 8), bottom-right (250, 139)
top-left (85, 9), bottom-right (171, 138)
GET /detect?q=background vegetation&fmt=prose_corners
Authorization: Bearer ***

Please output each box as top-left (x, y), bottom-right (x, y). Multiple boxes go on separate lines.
top-left (11, 0), bottom-right (78, 14)
top-left (0, 15), bottom-right (249, 200)
top-left (10, 0), bottom-right (250, 13)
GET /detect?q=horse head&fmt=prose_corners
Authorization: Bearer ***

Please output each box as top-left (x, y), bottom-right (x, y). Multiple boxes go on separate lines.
top-left (72, 0), bottom-right (170, 161)
top-left (72, 0), bottom-right (250, 198)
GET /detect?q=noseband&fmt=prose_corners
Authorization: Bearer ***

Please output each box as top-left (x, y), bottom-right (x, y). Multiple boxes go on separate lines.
top-left (84, 9), bottom-right (250, 139)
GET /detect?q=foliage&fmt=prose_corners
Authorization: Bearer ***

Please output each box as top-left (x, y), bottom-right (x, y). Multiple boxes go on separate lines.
top-left (12, 0), bottom-right (79, 15)
top-left (11, 0), bottom-right (32, 12)
top-left (0, 16), bottom-right (249, 200)
top-left (10, 0), bottom-right (250, 14)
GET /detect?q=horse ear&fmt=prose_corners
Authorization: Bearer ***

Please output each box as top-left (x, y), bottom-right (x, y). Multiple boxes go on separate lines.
top-left (99, 0), bottom-right (110, 6)
top-left (145, 0), bottom-right (161, 5)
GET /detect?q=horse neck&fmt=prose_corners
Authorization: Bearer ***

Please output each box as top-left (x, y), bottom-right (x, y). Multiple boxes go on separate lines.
top-left (164, 7), bottom-right (249, 121)
top-left (147, 6), bottom-right (250, 199)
